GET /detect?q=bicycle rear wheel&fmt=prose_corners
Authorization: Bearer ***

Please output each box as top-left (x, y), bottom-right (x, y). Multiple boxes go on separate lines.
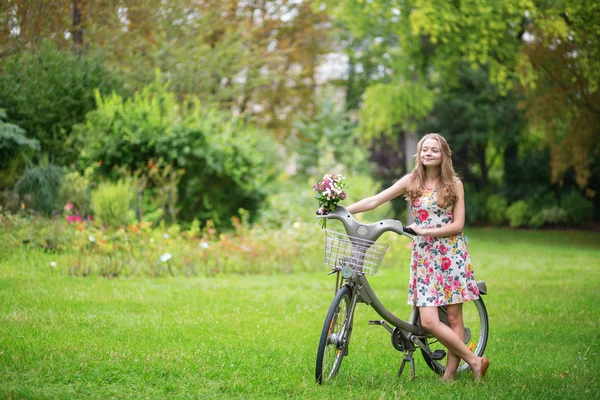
top-left (421, 297), bottom-right (489, 375)
top-left (315, 286), bottom-right (353, 384)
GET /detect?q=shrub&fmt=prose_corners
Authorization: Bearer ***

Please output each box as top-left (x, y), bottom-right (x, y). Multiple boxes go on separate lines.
top-left (60, 170), bottom-right (92, 217)
top-left (0, 109), bottom-right (40, 189)
top-left (560, 190), bottom-right (594, 226)
top-left (90, 180), bottom-right (134, 228)
top-left (14, 158), bottom-right (64, 215)
top-left (530, 207), bottom-right (568, 228)
top-left (77, 76), bottom-right (278, 228)
top-left (506, 200), bottom-right (530, 228)
top-left (485, 194), bottom-right (507, 226)
top-left (463, 183), bottom-right (488, 224)
top-left (0, 41), bottom-right (123, 164)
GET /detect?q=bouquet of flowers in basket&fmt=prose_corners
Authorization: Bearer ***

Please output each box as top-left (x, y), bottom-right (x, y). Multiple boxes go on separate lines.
top-left (313, 174), bottom-right (348, 228)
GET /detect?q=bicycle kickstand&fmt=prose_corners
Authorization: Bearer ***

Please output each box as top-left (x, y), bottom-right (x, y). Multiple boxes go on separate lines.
top-left (397, 350), bottom-right (416, 379)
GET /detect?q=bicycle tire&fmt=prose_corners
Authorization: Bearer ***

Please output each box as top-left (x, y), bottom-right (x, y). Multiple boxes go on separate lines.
top-left (421, 297), bottom-right (489, 375)
top-left (315, 286), bottom-right (353, 384)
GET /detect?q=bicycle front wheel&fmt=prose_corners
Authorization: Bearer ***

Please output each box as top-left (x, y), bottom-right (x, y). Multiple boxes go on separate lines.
top-left (315, 286), bottom-right (353, 384)
top-left (421, 297), bottom-right (489, 375)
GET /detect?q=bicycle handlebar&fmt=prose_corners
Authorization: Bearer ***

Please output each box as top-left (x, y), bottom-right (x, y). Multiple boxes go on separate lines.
top-left (316, 205), bottom-right (415, 242)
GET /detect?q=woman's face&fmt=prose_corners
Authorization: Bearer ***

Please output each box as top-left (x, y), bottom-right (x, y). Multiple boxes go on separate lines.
top-left (420, 138), bottom-right (442, 168)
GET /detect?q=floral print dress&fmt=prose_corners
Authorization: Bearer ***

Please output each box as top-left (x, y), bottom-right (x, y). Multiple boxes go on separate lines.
top-left (407, 188), bottom-right (480, 307)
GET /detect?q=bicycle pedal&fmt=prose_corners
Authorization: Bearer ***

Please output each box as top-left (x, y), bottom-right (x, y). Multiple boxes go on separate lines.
top-left (431, 349), bottom-right (446, 360)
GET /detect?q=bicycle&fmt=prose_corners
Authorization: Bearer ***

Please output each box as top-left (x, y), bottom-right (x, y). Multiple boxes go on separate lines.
top-left (315, 205), bottom-right (489, 384)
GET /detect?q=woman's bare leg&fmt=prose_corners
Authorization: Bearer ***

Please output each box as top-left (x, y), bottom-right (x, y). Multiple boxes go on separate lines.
top-left (420, 306), bottom-right (489, 380)
top-left (443, 303), bottom-right (465, 380)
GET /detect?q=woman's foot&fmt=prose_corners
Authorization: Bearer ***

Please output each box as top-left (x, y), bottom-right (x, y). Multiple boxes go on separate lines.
top-left (472, 357), bottom-right (490, 381)
top-left (442, 373), bottom-right (455, 382)
top-left (442, 369), bottom-right (457, 381)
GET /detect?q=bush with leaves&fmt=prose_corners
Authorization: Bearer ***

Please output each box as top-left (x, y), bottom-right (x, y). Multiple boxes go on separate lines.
top-left (530, 207), bottom-right (568, 228)
top-left (76, 76), bottom-right (278, 228)
top-left (14, 157), bottom-right (64, 215)
top-left (0, 109), bottom-right (40, 189)
top-left (0, 41), bottom-right (123, 164)
top-left (90, 180), bottom-right (134, 228)
top-left (560, 190), bottom-right (594, 226)
top-left (485, 194), bottom-right (508, 226)
top-left (506, 200), bottom-right (530, 228)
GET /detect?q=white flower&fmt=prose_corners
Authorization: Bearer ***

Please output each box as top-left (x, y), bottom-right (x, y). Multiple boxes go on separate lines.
top-left (199, 242), bottom-right (210, 249)
top-left (163, 233), bottom-right (170, 239)
top-left (293, 222), bottom-right (301, 229)
top-left (149, 238), bottom-right (155, 243)
top-left (88, 236), bottom-right (96, 243)
top-left (160, 253), bottom-right (173, 262)
top-left (50, 261), bottom-right (56, 267)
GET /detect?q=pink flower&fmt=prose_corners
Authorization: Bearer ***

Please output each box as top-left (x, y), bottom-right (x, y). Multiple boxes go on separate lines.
top-left (66, 215), bottom-right (76, 222)
top-left (64, 204), bottom-right (74, 211)
top-left (439, 244), bottom-right (448, 255)
top-left (441, 257), bottom-right (451, 271)
top-left (75, 216), bottom-right (83, 222)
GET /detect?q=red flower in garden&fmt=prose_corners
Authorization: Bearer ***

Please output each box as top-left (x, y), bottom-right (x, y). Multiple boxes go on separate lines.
top-left (417, 209), bottom-right (429, 222)
top-left (441, 257), bottom-right (451, 271)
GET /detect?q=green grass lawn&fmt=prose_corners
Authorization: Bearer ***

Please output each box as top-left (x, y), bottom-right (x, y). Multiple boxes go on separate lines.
top-left (1, 228), bottom-right (599, 399)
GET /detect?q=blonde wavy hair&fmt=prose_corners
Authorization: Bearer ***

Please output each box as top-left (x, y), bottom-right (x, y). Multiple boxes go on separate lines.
top-left (406, 133), bottom-right (458, 208)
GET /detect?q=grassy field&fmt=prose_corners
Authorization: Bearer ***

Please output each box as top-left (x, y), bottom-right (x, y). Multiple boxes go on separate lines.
top-left (1, 228), bottom-right (599, 399)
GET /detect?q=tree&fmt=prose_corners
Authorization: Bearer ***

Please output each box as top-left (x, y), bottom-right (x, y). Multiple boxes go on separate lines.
top-left (326, 0), bottom-right (600, 188)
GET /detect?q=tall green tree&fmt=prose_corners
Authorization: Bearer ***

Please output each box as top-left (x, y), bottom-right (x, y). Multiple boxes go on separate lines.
top-left (326, 0), bottom-right (600, 188)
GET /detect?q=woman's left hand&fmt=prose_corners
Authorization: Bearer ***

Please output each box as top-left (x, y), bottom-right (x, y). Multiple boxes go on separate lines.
top-left (407, 223), bottom-right (428, 236)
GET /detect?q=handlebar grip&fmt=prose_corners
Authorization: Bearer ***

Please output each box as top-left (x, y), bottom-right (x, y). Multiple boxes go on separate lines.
top-left (403, 227), bottom-right (417, 235)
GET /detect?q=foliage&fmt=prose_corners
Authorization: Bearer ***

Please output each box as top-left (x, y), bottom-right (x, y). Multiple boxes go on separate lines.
top-left (327, 0), bottom-right (600, 188)
top-left (530, 207), bottom-right (569, 228)
top-left (0, 42), bottom-right (123, 164)
top-left (463, 183), bottom-right (489, 225)
top-left (90, 180), bottom-right (134, 229)
top-left (506, 200), bottom-right (531, 228)
top-left (0, 109), bottom-right (40, 189)
top-left (59, 169), bottom-right (93, 218)
top-left (344, 174), bottom-right (395, 222)
top-left (1, 1), bottom-right (334, 137)
top-left (359, 81), bottom-right (435, 139)
top-left (485, 194), bottom-right (507, 226)
top-left (560, 190), bottom-right (594, 226)
top-left (77, 77), bottom-right (278, 228)
top-left (417, 67), bottom-right (524, 188)
top-left (291, 93), bottom-right (370, 177)
top-left (14, 158), bottom-right (64, 215)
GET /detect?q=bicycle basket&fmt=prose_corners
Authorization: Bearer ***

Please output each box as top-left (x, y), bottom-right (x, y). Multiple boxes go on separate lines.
top-left (324, 230), bottom-right (388, 275)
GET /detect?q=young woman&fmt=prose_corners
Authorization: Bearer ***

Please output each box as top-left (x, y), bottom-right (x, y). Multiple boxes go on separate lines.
top-left (346, 133), bottom-right (490, 381)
